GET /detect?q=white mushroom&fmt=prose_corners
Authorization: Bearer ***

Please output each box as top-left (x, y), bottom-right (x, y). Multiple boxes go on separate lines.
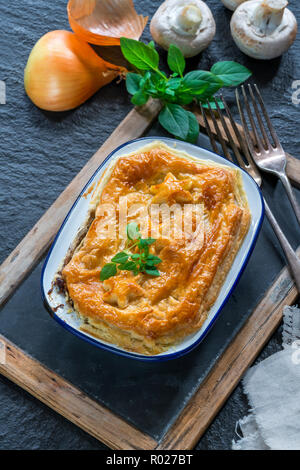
top-left (221, 0), bottom-right (249, 11)
top-left (231, 0), bottom-right (298, 59)
top-left (150, 0), bottom-right (216, 58)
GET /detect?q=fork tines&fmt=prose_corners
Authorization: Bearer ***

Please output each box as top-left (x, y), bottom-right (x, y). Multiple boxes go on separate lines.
top-left (200, 96), bottom-right (262, 185)
top-left (236, 84), bottom-right (282, 155)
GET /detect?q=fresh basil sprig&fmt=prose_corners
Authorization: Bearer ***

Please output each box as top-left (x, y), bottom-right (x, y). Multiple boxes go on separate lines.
top-left (100, 223), bottom-right (162, 281)
top-left (120, 38), bottom-right (251, 143)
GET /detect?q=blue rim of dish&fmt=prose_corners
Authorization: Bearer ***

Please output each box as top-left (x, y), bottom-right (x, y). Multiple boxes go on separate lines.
top-left (41, 137), bottom-right (265, 362)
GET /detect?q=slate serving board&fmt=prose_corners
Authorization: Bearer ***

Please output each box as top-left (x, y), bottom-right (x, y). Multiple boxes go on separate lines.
top-left (1, 0), bottom-right (300, 450)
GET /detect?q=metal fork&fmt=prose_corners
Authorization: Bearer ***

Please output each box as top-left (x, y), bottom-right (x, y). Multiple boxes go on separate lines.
top-left (236, 84), bottom-right (300, 227)
top-left (200, 99), bottom-right (300, 292)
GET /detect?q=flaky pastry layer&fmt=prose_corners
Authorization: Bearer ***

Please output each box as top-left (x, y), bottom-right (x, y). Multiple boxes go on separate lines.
top-left (62, 142), bottom-right (251, 355)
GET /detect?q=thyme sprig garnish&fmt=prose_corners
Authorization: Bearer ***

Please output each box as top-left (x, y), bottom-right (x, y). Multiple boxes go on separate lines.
top-left (100, 223), bottom-right (162, 281)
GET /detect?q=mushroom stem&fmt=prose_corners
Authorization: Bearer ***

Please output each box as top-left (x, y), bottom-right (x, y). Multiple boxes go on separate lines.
top-left (176, 5), bottom-right (203, 34)
top-left (252, 0), bottom-right (288, 36)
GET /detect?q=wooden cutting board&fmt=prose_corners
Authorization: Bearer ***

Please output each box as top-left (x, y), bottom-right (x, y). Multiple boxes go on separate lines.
top-left (0, 100), bottom-right (299, 450)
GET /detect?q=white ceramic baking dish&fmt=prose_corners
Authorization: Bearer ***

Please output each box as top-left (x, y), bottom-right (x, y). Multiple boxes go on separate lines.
top-left (41, 137), bottom-right (264, 361)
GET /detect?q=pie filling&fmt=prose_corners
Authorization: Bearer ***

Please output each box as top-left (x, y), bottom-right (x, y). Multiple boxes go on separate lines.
top-left (61, 141), bottom-right (251, 355)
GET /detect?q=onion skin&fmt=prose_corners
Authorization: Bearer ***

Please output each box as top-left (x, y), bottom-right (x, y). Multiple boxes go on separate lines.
top-left (24, 30), bottom-right (123, 111)
top-left (67, 0), bottom-right (148, 46)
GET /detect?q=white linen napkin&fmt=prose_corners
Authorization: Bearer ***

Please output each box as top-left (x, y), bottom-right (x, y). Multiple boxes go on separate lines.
top-left (232, 306), bottom-right (300, 450)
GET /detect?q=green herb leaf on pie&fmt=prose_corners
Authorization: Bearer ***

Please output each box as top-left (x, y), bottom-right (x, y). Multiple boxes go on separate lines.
top-left (111, 252), bottom-right (129, 264)
top-left (145, 267), bottom-right (160, 277)
top-left (100, 224), bottom-right (162, 281)
top-left (100, 263), bottom-right (117, 281)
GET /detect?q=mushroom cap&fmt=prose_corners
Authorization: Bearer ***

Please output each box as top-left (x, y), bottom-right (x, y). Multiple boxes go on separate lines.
top-left (221, 0), bottom-right (249, 12)
top-left (231, 0), bottom-right (298, 59)
top-left (150, 0), bottom-right (216, 58)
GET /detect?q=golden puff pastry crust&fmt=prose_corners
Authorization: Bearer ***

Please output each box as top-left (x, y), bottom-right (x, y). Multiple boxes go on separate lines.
top-left (62, 141), bottom-right (251, 355)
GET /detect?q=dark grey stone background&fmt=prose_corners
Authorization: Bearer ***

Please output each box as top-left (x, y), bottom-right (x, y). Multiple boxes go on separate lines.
top-left (0, 0), bottom-right (299, 450)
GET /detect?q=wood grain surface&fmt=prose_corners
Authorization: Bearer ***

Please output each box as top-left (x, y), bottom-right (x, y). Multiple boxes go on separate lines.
top-left (0, 335), bottom-right (157, 450)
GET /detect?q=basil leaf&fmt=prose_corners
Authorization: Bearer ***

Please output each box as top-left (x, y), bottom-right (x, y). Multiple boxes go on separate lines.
top-left (146, 255), bottom-right (162, 266)
top-left (127, 222), bottom-right (141, 240)
top-left (211, 61), bottom-right (252, 87)
top-left (168, 44), bottom-right (185, 77)
top-left (119, 261), bottom-right (137, 271)
top-left (111, 252), bottom-right (129, 264)
top-left (167, 78), bottom-right (182, 91)
top-left (158, 104), bottom-right (190, 140)
top-left (139, 238), bottom-right (156, 247)
top-left (126, 73), bottom-right (142, 95)
top-left (183, 71), bottom-right (223, 97)
top-left (139, 71), bottom-right (151, 86)
top-left (176, 92), bottom-right (196, 106)
top-left (165, 89), bottom-right (176, 98)
top-left (120, 37), bottom-right (159, 71)
top-left (131, 90), bottom-right (149, 106)
top-left (148, 41), bottom-right (156, 49)
top-left (149, 72), bottom-right (161, 87)
top-left (186, 111), bottom-right (199, 144)
top-left (145, 267), bottom-right (160, 277)
top-left (100, 263), bottom-right (117, 281)
top-left (144, 74), bottom-right (162, 96)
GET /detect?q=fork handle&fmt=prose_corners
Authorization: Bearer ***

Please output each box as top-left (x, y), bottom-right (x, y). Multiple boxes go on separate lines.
top-left (264, 199), bottom-right (300, 292)
top-left (278, 172), bottom-right (300, 227)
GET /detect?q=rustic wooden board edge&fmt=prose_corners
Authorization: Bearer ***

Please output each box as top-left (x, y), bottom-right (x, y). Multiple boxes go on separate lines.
top-left (0, 334), bottom-right (158, 451)
top-left (157, 251), bottom-right (299, 450)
